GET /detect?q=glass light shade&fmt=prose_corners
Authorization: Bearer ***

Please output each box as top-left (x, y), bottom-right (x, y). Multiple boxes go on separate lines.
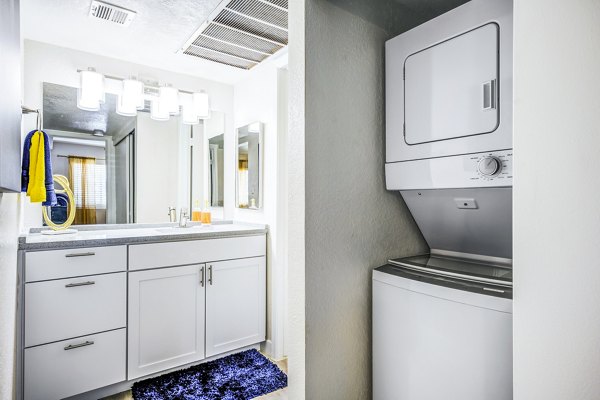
top-left (181, 101), bottom-right (199, 125)
top-left (159, 86), bottom-right (180, 115)
top-left (77, 69), bottom-right (105, 111)
top-left (192, 92), bottom-right (210, 119)
top-left (122, 79), bottom-right (145, 110)
top-left (116, 95), bottom-right (137, 117)
top-left (150, 98), bottom-right (170, 121)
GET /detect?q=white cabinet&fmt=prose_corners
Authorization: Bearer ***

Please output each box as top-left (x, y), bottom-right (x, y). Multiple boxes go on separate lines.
top-left (206, 257), bottom-right (266, 357)
top-left (128, 264), bottom-right (206, 379)
top-left (24, 328), bottom-right (126, 400)
top-left (19, 232), bottom-right (267, 398)
top-left (25, 272), bottom-right (126, 347)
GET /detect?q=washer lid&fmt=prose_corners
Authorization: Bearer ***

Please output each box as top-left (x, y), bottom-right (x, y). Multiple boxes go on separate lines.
top-left (388, 253), bottom-right (512, 287)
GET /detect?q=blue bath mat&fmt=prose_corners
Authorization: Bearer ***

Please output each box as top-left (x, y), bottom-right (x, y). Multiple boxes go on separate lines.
top-left (131, 349), bottom-right (287, 400)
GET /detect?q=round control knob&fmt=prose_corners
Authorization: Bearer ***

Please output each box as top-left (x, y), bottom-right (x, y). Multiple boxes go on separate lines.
top-left (478, 156), bottom-right (502, 176)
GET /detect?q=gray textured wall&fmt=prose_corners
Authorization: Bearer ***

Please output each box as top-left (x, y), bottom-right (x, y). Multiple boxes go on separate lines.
top-left (305, 1), bottom-right (428, 398)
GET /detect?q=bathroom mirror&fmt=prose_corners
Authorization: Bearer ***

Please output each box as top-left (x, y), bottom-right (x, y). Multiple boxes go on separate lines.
top-left (43, 82), bottom-right (226, 225)
top-left (236, 122), bottom-right (263, 209)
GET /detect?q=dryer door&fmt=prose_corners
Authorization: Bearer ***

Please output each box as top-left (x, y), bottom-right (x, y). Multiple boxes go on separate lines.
top-left (404, 23), bottom-right (499, 145)
top-left (385, 0), bottom-right (513, 164)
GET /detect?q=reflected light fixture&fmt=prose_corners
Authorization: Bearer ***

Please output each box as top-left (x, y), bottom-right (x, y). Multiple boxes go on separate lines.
top-left (77, 68), bottom-right (105, 111)
top-left (192, 92), bottom-right (210, 119)
top-left (159, 85), bottom-right (180, 115)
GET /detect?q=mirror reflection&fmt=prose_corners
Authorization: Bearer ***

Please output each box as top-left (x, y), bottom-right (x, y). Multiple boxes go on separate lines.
top-left (43, 82), bottom-right (225, 225)
top-left (208, 134), bottom-right (224, 207)
top-left (236, 122), bottom-right (262, 209)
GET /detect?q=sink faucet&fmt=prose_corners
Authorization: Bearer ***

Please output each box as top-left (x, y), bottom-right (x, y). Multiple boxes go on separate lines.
top-left (179, 207), bottom-right (189, 228)
top-left (168, 207), bottom-right (177, 223)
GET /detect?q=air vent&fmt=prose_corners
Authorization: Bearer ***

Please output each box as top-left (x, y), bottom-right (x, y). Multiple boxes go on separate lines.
top-left (182, 0), bottom-right (288, 70)
top-left (89, 1), bottom-right (137, 27)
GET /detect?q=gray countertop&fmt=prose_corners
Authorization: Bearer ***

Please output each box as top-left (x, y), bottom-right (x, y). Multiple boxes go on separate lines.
top-left (19, 221), bottom-right (268, 251)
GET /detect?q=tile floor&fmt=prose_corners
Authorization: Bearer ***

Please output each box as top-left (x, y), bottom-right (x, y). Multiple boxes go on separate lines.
top-left (102, 357), bottom-right (288, 400)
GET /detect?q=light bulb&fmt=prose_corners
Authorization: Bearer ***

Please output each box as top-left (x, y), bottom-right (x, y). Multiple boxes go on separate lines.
top-left (159, 86), bottom-right (180, 115)
top-left (192, 92), bottom-right (210, 119)
top-left (77, 69), bottom-right (105, 111)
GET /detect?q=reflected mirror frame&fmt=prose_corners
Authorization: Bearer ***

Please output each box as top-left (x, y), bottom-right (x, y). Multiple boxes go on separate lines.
top-left (235, 122), bottom-right (263, 210)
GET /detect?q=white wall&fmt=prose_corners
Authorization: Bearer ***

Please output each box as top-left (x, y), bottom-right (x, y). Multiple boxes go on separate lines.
top-left (303, 1), bottom-right (427, 398)
top-left (287, 0), bottom-right (306, 397)
top-left (22, 40), bottom-right (235, 227)
top-left (232, 60), bottom-right (288, 360)
top-left (513, 1), bottom-right (600, 399)
top-left (0, 193), bottom-right (20, 399)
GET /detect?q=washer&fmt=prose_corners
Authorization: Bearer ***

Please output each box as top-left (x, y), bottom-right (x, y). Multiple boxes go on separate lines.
top-left (373, 253), bottom-right (512, 400)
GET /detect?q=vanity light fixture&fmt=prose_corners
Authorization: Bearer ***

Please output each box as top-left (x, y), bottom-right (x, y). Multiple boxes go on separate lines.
top-left (75, 68), bottom-right (211, 122)
top-left (77, 68), bottom-right (105, 111)
top-left (193, 92), bottom-right (210, 120)
top-left (159, 85), bottom-right (180, 115)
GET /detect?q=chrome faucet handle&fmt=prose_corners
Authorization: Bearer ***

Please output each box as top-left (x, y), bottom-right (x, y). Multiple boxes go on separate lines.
top-left (168, 206), bottom-right (177, 223)
top-left (179, 207), bottom-right (189, 228)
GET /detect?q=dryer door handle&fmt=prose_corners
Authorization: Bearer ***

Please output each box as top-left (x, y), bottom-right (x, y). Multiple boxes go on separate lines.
top-left (482, 79), bottom-right (497, 110)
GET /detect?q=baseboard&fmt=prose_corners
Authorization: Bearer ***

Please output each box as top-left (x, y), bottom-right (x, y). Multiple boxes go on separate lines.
top-left (261, 340), bottom-right (274, 358)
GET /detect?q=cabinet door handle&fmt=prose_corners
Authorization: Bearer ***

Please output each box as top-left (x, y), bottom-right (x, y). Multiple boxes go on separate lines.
top-left (64, 340), bottom-right (94, 351)
top-left (65, 281), bottom-right (95, 288)
top-left (200, 266), bottom-right (205, 287)
top-left (208, 265), bottom-right (213, 285)
top-left (65, 252), bottom-right (95, 258)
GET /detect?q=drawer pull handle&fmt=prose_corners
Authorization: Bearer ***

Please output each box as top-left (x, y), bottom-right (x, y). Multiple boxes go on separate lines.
top-left (65, 252), bottom-right (96, 258)
top-left (208, 265), bottom-right (213, 285)
top-left (65, 281), bottom-right (95, 288)
top-left (200, 266), bottom-right (205, 287)
top-left (64, 340), bottom-right (94, 351)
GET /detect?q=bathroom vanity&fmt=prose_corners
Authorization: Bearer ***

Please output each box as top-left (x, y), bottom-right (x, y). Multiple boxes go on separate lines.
top-left (16, 222), bottom-right (267, 400)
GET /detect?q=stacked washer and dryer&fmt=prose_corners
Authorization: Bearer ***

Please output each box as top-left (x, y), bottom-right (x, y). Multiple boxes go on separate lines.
top-left (373, 0), bottom-right (513, 399)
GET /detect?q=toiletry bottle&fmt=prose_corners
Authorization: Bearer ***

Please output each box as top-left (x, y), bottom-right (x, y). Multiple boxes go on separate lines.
top-left (192, 200), bottom-right (202, 222)
top-left (201, 200), bottom-right (212, 225)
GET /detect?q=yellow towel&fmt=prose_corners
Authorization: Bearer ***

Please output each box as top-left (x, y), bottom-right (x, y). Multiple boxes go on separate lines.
top-left (26, 131), bottom-right (47, 203)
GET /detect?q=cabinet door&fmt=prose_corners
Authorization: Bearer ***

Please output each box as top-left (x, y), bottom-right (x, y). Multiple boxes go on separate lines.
top-left (0, 0), bottom-right (21, 192)
top-left (404, 23), bottom-right (499, 144)
top-left (206, 257), bottom-right (266, 357)
top-left (128, 264), bottom-right (205, 379)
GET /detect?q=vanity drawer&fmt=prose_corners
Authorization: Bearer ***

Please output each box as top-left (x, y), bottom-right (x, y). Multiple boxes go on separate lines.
top-left (129, 235), bottom-right (266, 270)
top-left (24, 328), bottom-right (126, 400)
top-left (25, 245), bottom-right (127, 282)
top-left (25, 272), bottom-right (126, 347)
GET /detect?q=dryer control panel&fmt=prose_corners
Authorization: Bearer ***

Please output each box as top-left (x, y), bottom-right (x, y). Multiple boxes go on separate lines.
top-left (386, 150), bottom-right (513, 190)
top-left (471, 150), bottom-right (513, 183)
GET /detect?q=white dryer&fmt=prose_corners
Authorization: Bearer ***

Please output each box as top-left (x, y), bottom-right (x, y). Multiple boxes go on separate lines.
top-left (386, 0), bottom-right (513, 191)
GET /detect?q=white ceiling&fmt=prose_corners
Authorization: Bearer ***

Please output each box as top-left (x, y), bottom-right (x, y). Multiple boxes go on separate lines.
top-left (21, 0), bottom-right (250, 84)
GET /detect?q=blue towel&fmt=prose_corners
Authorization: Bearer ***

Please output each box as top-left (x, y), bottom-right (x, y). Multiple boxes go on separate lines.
top-left (21, 130), bottom-right (57, 206)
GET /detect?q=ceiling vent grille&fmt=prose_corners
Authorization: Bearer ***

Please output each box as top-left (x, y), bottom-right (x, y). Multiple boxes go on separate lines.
top-left (182, 0), bottom-right (288, 70)
top-left (89, 1), bottom-right (137, 27)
